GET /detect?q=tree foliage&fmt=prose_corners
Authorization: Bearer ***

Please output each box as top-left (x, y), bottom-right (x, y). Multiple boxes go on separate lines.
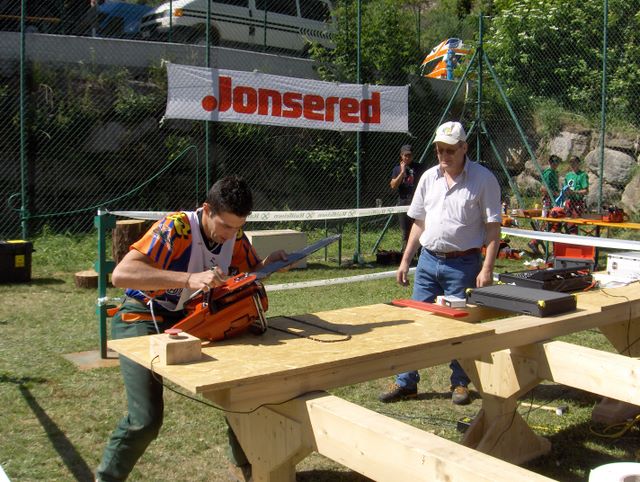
top-left (487, 0), bottom-right (640, 124)
top-left (311, 0), bottom-right (421, 85)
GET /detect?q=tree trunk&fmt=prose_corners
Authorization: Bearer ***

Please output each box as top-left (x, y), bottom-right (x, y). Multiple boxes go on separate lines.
top-left (112, 219), bottom-right (147, 265)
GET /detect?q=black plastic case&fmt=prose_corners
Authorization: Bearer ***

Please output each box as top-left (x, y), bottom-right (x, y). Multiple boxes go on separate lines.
top-left (466, 284), bottom-right (577, 317)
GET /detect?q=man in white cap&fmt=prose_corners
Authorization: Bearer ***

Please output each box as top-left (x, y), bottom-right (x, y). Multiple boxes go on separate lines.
top-left (379, 121), bottom-right (502, 405)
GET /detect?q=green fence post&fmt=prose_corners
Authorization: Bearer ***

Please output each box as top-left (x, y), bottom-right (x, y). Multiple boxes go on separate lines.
top-left (371, 214), bottom-right (394, 255)
top-left (19, 0), bottom-right (28, 239)
top-left (598, 0), bottom-right (609, 213)
top-left (353, 0), bottom-right (362, 264)
top-left (94, 209), bottom-right (116, 359)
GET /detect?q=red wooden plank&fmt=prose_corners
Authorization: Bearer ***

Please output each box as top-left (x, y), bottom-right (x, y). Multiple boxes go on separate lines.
top-left (391, 299), bottom-right (469, 318)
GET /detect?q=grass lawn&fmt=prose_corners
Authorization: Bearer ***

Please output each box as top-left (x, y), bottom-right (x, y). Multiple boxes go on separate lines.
top-left (0, 226), bottom-right (638, 481)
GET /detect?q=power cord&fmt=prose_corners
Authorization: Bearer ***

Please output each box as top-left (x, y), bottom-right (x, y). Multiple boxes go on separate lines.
top-left (590, 413), bottom-right (640, 439)
top-left (150, 355), bottom-right (321, 414)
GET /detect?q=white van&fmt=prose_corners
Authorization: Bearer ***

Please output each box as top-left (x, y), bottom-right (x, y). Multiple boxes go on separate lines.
top-left (139, 0), bottom-right (334, 54)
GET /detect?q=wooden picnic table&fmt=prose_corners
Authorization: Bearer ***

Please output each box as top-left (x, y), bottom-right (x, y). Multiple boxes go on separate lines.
top-left (109, 284), bottom-right (640, 482)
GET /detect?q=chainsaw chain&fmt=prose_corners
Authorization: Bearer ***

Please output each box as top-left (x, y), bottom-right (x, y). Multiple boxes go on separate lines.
top-left (269, 315), bottom-right (352, 343)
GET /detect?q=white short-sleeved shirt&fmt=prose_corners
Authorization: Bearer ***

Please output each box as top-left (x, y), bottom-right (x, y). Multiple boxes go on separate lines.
top-left (408, 158), bottom-right (502, 252)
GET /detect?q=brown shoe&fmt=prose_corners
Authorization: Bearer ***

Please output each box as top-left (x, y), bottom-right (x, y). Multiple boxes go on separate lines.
top-left (451, 385), bottom-right (471, 405)
top-left (227, 462), bottom-right (252, 482)
top-left (378, 383), bottom-right (418, 403)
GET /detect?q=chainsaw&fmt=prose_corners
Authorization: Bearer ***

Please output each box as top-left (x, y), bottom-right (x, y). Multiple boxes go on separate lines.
top-left (171, 234), bottom-right (340, 341)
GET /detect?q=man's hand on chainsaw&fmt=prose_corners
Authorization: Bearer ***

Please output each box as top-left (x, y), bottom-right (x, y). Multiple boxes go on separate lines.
top-left (260, 249), bottom-right (289, 271)
top-left (186, 266), bottom-right (229, 290)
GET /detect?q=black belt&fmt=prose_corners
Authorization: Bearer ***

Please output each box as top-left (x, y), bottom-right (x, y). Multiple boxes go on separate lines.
top-left (426, 247), bottom-right (481, 259)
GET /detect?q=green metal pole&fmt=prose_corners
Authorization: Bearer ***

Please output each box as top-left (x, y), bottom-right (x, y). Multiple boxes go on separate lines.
top-left (205, 0), bottom-right (211, 187)
top-left (345, 0), bottom-right (349, 45)
top-left (19, 0), bottom-right (28, 239)
top-left (94, 210), bottom-right (116, 359)
top-left (354, 0), bottom-right (362, 263)
top-left (598, 0), bottom-right (608, 212)
top-left (416, 49), bottom-right (478, 166)
top-left (416, 6), bottom-right (421, 52)
top-left (371, 214), bottom-right (394, 254)
top-left (483, 53), bottom-right (553, 202)
top-left (481, 120), bottom-right (526, 208)
top-left (476, 14), bottom-right (483, 163)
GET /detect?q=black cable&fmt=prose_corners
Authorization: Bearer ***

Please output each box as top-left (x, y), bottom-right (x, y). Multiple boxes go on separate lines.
top-left (149, 356), bottom-right (321, 415)
top-left (377, 409), bottom-right (459, 428)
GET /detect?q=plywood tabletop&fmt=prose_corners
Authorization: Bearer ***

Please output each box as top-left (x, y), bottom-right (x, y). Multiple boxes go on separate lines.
top-left (108, 284), bottom-right (640, 408)
top-left (109, 303), bottom-right (494, 396)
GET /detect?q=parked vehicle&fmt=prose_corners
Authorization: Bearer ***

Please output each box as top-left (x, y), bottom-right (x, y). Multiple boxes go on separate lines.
top-left (97, 2), bottom-right (154, 38)
top-left (139, 0), bottom-right (334, 53)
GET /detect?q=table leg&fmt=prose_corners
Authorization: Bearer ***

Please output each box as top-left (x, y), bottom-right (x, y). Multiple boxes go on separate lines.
top-left (458, 349), bottom-right (551, 465)
top-left (593, 317), bottom-right (640, 421)
top-left (599, 317), bottom-right (640, 358)
top-left (226, 405), bottom-right (312, 482)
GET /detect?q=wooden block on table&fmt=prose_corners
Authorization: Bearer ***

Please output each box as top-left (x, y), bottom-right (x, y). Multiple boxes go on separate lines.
top-left (245, 229), bottom-right (308, 268)
top-left (149, 332), bottom-right (201, 365)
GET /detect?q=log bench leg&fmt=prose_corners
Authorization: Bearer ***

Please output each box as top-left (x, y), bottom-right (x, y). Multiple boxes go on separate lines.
top-left (458, 349), bottom-right (551, 465)
top-left (226, 405), bottom-right (312, 482)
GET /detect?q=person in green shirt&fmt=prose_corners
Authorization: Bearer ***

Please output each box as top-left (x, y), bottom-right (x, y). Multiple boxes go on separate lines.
top-left (529, 155), bottom-right (563, 255)
top-left (563, 155), bottom-right (589, 234)
top-left (542, 155), bottom-right (561, 205)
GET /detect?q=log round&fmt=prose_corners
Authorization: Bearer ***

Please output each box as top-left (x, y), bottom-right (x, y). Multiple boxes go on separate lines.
top-left (74, 269), bottom-right (99, 289)
top-left (112, 219), bottom-right (147, 265)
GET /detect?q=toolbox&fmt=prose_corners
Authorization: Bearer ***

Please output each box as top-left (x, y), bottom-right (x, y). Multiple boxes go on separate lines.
top-left (553, 242), bottom-right (596, 271)
top-left (606, 251), bottom-right (640, 278)
top-left (466, 284), bottom-right (577, 317)
top-left (0, 240), bottom-right (33, 283)
top-left (498, 266), bottom-right (593, 292)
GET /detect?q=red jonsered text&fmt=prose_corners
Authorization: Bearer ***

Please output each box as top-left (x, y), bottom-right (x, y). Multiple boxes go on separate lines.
top-left (201, 76), bottom-right (381, 124)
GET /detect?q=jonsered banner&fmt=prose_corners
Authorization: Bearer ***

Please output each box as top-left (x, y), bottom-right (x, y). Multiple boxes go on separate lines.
top-left (165, 63), bottom-right (409, 133)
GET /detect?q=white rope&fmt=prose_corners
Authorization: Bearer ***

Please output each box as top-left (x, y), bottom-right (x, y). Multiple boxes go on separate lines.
top-left (266, 267), bottom-right (416, 292)
top-left (101, 208), bottom-right (640, 294)
top-left (106, 206), bottom-right (408, 221)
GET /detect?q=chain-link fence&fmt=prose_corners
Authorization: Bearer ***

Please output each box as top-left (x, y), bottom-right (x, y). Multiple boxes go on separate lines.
top-left (2, 0), bottom-right (638, 244)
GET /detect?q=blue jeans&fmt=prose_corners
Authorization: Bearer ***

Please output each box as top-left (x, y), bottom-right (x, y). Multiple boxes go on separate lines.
top-left (395, 248), bottom-right (481, 389)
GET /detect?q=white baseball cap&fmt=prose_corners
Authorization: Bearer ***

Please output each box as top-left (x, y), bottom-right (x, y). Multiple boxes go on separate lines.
top-left (434, 121), bottom-right (467, 145)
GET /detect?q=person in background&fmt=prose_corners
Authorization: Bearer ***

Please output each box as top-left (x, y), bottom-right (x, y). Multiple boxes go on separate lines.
top-left (379, 121), bottom-right (501, 406)
top-left (96, 176), bottom-right (287, 482)
top-left (563, 155), bottom-right (589, 234)
top-left (529, 154), bottom-right (562, 255)
top-left (74, 0), bottom-right (101, 36)
top-left (542, 154), bottom-right (562, 208)
top-left (390, 144), bottom-right (423, 253)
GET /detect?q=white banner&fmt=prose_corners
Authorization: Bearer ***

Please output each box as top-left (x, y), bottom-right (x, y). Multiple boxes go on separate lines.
top-left (165, 63), bottom-right (409, 132)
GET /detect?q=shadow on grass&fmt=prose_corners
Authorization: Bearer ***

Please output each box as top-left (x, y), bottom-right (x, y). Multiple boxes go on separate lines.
top-left (414, 390), bottom-right (454, 401)
top-left (298, 469), bottom-right (373, 481)
top-left (14, 381), bottom-right (94, 481)
top-left (522, 420), bottom-right (635, 482)
top-left (30, 277), bottom-right (66, 285)
top-left (523, 384), bottom-right (601, 408)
